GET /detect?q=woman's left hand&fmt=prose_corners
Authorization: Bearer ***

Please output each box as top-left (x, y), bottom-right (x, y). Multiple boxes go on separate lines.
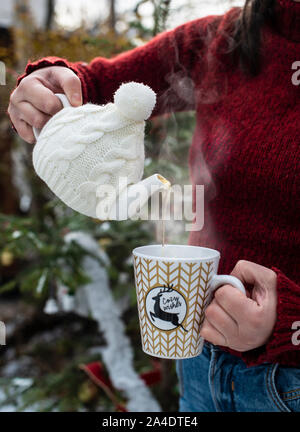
top-left (199, 260), bottom-right (278, 352)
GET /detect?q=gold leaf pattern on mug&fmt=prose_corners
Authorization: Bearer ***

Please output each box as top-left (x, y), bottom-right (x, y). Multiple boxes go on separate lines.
top-left (133, 256), bottom-right (213, 359)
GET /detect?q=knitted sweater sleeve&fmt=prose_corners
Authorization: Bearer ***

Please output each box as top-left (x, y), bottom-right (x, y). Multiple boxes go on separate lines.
top-left (240, 268), bottom-right (300, 367)
top-left (16, 18), bottom-right (214, 117)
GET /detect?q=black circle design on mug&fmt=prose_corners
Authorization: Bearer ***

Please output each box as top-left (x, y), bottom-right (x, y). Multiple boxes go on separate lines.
top-left (145, 284), bottom-right (188, 332)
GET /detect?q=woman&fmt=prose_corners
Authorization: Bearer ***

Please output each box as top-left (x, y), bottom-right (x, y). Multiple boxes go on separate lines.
top-left (8, 0), bottom-right (300, 411)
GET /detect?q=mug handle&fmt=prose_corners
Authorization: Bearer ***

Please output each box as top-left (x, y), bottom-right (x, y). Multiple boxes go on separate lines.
top-left (32, 93), bottom-right (71, 140)
top-left (210, 274), bottom-right (246, 295)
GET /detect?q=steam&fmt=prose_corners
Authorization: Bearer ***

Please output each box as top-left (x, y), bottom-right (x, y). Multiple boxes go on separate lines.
top-left (148, 15), bottom-right (233, 245)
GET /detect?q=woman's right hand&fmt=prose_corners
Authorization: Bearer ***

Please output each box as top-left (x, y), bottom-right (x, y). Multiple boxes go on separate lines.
top-left (8, 66), bottom-right (83, 144)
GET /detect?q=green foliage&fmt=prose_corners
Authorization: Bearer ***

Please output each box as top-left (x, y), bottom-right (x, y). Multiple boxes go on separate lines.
top-left (0, 359), bottom-right (113, 412)
top-left (20, 28), bottom-right (135, 65)
top-left (132, 0), bottom-right (172, 37)
top-left (153, 0), bottom-right (172, 35)
top-left (0, 200), bottom-right (153, 305)
top-left (0, 203), bottom-right (96, 301)
top-left (17, 362), bottom-right (104, 412)
top-left (0, 0), bottom-right (196, 412)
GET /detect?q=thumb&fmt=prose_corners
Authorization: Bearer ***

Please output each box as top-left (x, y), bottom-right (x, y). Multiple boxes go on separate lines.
top-left (230, 260), bottom-right (277, 305)
top-left (54, 67), bottom-right (82, 107)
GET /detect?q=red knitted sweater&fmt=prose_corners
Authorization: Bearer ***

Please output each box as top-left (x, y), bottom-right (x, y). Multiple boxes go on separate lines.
top-left (17, 0), bottom-right (300, 366)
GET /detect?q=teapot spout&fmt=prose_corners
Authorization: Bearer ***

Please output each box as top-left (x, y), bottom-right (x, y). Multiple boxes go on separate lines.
top-left (110, 174), bottom-right (171, 220)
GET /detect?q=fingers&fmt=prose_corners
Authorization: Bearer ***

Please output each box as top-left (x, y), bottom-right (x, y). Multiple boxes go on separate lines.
top-left (18, 120), bottom-right (35, 144)
top-left (200, 300), bottom-right (239, 346)
top-left (206, 300), bottom-right (239, 334)
top-left (48, 66), bottom-right (82, 106)
top-left (231, 260), bottom-right (277, 305)
top-left (8, 66), bottom-right (83, 144)
top-left (199, 260), bottom-right (278, 352)
top-left (231, 260), bottom-right (277, 290)
top-left (9, 101), bottom-right (51, 143)
top-left (18, 101), bottom-right (51, 130)
top-left (200, 318), bottom-right (227, 347)
top-left (231, 260), bottom-right (261, 286)
top-left (16, 78), bottom-right (63, 116)
top-left (10, 110), bottom-right (35, 144)
top-left (213, 284), bottom-right (258, 323)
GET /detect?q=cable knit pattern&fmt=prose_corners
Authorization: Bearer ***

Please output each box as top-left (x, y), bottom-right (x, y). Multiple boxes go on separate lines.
top-left (33, 82), bottom-right (156, 218)
top-left (17, 1), bottom-right (300, 366)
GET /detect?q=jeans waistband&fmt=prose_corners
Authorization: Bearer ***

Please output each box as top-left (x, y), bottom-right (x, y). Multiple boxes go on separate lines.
top-left (204, 341), bottom-right (222, 353)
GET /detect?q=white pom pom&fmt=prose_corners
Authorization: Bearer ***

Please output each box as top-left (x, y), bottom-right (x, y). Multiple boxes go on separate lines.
top-left (114, 82), bottom-right (157, 122)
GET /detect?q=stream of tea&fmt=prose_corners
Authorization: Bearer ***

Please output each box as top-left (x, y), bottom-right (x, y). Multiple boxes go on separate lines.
top-left (160, 186), bottom-right (171, 255)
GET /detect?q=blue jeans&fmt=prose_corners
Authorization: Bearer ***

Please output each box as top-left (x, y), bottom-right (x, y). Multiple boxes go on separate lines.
top-left (176, 342), bottom-right (300, 412)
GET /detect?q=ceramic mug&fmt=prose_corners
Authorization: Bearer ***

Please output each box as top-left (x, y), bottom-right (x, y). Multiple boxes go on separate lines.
top-left (132, 244), bottom-right (245, 359)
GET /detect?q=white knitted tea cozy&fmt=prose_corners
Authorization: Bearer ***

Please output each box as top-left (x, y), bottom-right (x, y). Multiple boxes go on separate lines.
top-left (32, 82), bottom-right (157, 218)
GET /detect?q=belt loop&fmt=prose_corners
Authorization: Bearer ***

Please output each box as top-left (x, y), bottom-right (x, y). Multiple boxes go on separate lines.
top-left (207, 341), bottom-right (220, 353)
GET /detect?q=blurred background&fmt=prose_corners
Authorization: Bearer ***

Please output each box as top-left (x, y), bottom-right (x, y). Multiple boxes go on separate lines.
top-left (0, 0), bottom-right (242, 412)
